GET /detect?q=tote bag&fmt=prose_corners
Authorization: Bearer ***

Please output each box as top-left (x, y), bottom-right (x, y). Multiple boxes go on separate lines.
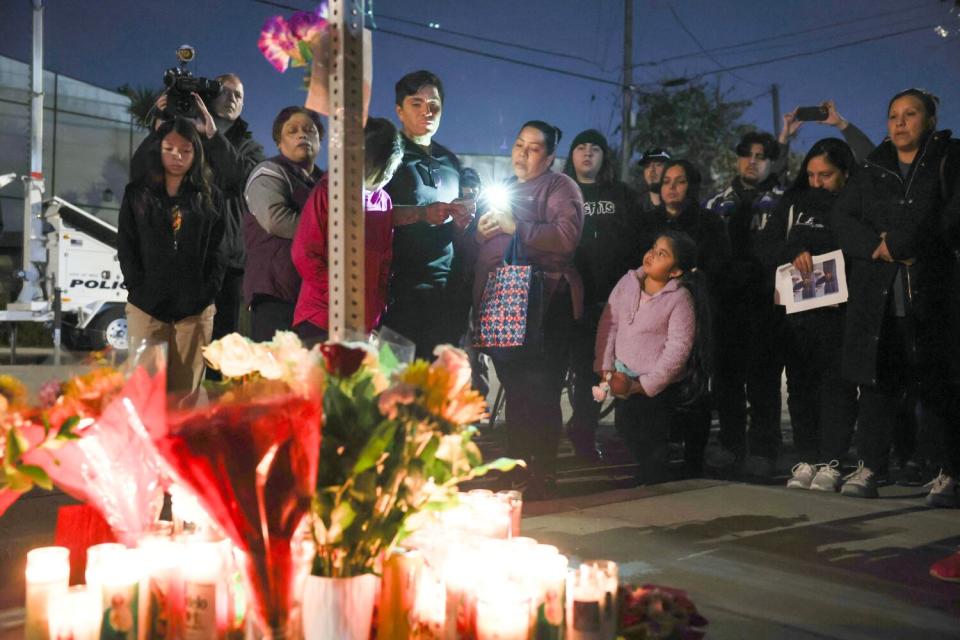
top-left (473, 234), bottom-right (545, 360)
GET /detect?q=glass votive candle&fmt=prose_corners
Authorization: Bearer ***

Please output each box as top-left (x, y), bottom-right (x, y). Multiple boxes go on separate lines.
top-left (24, 546), bottom-right (70, 640)
top-left (46, 585), bottom-right (100, 640)
top-left (475, 584), bottom-right (531, 640)
top-left (138, 534), bottom-right (184, 639)
top-left (581, 559), bottom-right (618, 640)
top-left (96, 547), bottom-right (142, 640)
top-left (181, 539), bottom-right (227, 639)
top-left (495, 490), bottom-right (523, 537)
top-left (410, 564), bottom-right (445, 640)
top-left (566, 566), bottom-right (606, 640)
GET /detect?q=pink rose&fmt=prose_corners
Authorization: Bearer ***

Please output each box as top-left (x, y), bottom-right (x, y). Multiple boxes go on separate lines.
top-left (432, 345), bottom-right (472, 396)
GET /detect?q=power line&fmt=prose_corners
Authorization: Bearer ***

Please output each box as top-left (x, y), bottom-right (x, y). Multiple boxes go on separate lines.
top-left (374, 13), bottom-right (600, 67)
top-left (684, 23), bottom-right (937, 82)
top-left (667, 3), bottom-right (762, 88)
top-left (251, 0), bottom-right (625, 89)
top-left (635, 4), bottom-right (935, 68)
top-left (373, 26), bottom-right (626, 88)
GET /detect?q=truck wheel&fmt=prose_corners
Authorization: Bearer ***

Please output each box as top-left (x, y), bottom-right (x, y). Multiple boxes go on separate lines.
top-left (88, 306), bottom-right (128, 351)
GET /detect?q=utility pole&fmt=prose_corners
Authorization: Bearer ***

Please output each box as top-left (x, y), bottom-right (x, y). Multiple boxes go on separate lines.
top-left (327, 0), bottom-right (366, 341)
top-left (14, 0), bottom-right (46, 307)
top-left (771, 83), bottom-right (781, 137)
top-left (620, 0), bottom-right (633, 182)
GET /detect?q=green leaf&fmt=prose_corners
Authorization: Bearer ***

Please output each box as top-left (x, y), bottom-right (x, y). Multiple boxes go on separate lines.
top-left (351, 421), bottom-right (397, 475)
top-left (297, 40), bottom-right (314, 64)
top-left (327, 501), bottom-right (356, 541)
top-left (17, 465), bottom-right (52, 491)
top-left (57, 415), bottom-right (80, 439)
top-left (5, 428), bottom-right (29, 463)
top-left (3, 465), bottom-right (32, 492)
top-left (469, 457), bottom-right (524, 477)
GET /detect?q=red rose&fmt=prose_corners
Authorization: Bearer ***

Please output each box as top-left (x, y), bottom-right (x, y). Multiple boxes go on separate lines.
top-left (319, 344), bottom-right (368, 377)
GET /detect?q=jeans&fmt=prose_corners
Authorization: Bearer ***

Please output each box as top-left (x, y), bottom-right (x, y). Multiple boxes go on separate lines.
top-left (566, 303), bottom-right (604, 451)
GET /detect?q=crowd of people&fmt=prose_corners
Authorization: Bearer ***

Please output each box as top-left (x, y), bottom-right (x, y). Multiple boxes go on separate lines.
top-left (115, 68), bottom-right (960, 579)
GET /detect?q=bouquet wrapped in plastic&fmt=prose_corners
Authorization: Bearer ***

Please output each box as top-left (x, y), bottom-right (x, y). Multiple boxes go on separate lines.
top-left (618, 584), bottom-right (709, 640)
top-left (154, 332), bottom-right (323, 638)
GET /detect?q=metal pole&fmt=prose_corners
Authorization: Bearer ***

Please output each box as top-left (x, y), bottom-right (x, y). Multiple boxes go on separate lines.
top-left (620, 0), bottom-right (634, 182)
top-left (771, 83), bottom-right (781, 137)
top-left (52, 284), bottom-right (61, 365)
top-left (327, 0), bottom-right (366, 341)
top-left (15, 0), bottom-right (45, 305)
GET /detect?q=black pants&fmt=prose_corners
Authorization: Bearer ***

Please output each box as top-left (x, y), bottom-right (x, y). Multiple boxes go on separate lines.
top-left (294, 321), bottom-right (329, 346)
top-left (492, 286), bottom-right (574, 480)
top-left (784, 308), bottom-right (858, 462)
top-left (856, 315), bottom-right (915, 473)
top-left (383, 287), bottom-right (465, 361)
top-left (714, 301), bottom-right (784, 460)
top-left (566, 303), bottom-right (603, 451)
top-left (212, 269), bottom-right (244, 341)
top-left (249, 295), bottom-right (295, 343)
top-left (615, 385), bottom-right (680, 483)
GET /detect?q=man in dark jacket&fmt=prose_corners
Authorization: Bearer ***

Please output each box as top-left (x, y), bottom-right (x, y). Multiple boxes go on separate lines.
top-left (131, 73), bottom-right (265, 343)
top-left (703, 131), bottom-right (785, 478)
top-left (383, 70), bottom-right (472, 360)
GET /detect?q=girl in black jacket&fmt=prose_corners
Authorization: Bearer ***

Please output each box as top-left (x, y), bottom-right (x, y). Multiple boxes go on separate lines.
top-left (833, 89), bottom-right (960, 506)
top-left (118, 117), bottom-right (225, 394)
top-left (762, 138), bottom-right (860, 492)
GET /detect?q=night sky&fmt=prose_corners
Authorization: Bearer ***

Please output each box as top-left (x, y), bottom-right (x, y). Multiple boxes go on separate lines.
top-left (1, 0), bottom-right (958, 168)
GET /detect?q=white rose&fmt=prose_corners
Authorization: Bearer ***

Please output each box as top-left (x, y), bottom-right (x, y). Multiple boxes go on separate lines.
top-left (254, 344), bottom-right (285, 380)
top-left (215, 333), bottom-right (261, 378)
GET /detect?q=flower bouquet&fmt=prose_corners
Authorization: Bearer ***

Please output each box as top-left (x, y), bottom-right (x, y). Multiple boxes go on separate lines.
top-left (22, 347), bottom-right (168, 545)
top-left (154, 332), bottom-right (323, 639)
top-left (618, 584), bottom-right (709, 640)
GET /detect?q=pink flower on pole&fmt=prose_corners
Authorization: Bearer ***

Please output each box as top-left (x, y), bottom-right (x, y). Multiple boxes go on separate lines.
top-left (258, 16), bottom-right (298, 73)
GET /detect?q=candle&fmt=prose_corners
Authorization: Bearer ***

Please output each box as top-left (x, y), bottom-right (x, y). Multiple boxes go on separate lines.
top-left (25, 546), bottom-right (70, 640)
top-left (494, 490), bottom-right (523, 538)
top-left (181, 540), bottom-right (225, 640)
top-left (531, 551), bottom-right (567, 639)
top-left (47, 585), bottom-right (100, 640)
top-left (565, 567), bottom-right (604, 640)
top-left (410, 565), bottom-right (445, 640)
top-left (580, 560), bottom-right (618, 640)
top-left (378, 548), bottom-right (423, 640)
top-left (138, 535), bottom-right (183, 640)
top-left (98, 547), bottom-right (142, 640)
top-left (475, 584), bottom-right (530, 640)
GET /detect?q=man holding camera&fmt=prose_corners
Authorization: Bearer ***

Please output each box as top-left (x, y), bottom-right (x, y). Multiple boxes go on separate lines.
top-left (132, 73), bottom-right (265, 345)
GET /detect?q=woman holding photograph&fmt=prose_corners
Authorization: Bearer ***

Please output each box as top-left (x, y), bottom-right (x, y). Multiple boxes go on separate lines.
top-left (761, 138), bottom-right (859, 492)
top-left (833, 88), bottom-right (960, 506)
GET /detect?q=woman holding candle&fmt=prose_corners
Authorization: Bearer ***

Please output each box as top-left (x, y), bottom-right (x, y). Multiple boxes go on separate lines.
top-left (473, 120), bottom-right (584, 500)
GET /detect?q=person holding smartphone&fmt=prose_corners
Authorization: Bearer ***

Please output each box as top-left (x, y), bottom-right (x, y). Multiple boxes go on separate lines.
top-left (778, 100), bottom-right (875, 169)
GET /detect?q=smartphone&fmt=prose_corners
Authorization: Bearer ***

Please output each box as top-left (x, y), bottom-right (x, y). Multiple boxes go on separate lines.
top-left (795, 106), bottom-right (829, 122)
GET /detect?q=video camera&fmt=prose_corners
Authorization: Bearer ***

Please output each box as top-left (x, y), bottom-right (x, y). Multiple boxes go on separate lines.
top-left (162, 45), bottom-right (221, 119)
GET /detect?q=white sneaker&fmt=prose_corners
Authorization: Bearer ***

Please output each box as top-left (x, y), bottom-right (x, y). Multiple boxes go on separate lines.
top-left (810, 460), bottom-right (842, 492)
top-left (787, 462), bottom-right (816, 489)
top-left (924, 470), bottom-right (958, 508)
top-left (840, 461), bottom-right (878, 498)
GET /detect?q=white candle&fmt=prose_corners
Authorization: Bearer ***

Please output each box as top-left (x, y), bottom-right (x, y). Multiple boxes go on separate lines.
top-left (566, 567), bottom-right (605, 640)
top-left (25, 546), bottom-right (70, 640)
top-left (410, 566), bottom-right (445, 640)
top-left (580, 560), bottom-right (619, 640)
top-left (138, 536), bottom-right (183, 640)
top-left (181, 540), bottom-right (225, 640)
top-left (475, 585), bottom-right (530, 640)
top-left (98, 548), bottom-right (142, 640)
top-left (494, 490), bottom-right (523, 538)
top-left (47, 585), bottom-right (100, 640)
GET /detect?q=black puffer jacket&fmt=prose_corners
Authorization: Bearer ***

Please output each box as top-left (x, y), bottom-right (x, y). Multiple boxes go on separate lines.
top-left (833, 129), bottom-right (960, 387)
top-left (118, 185), bottom-right (225, 323)
top-left (762, 187), bottom-right (842, 269)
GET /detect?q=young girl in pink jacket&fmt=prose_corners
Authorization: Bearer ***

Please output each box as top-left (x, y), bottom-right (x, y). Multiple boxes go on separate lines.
top-left (594, 229), bottom-right (713, 484)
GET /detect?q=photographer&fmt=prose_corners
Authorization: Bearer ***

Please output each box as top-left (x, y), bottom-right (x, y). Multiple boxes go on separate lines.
top-left (131, 72), bottom-right (265, 344)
